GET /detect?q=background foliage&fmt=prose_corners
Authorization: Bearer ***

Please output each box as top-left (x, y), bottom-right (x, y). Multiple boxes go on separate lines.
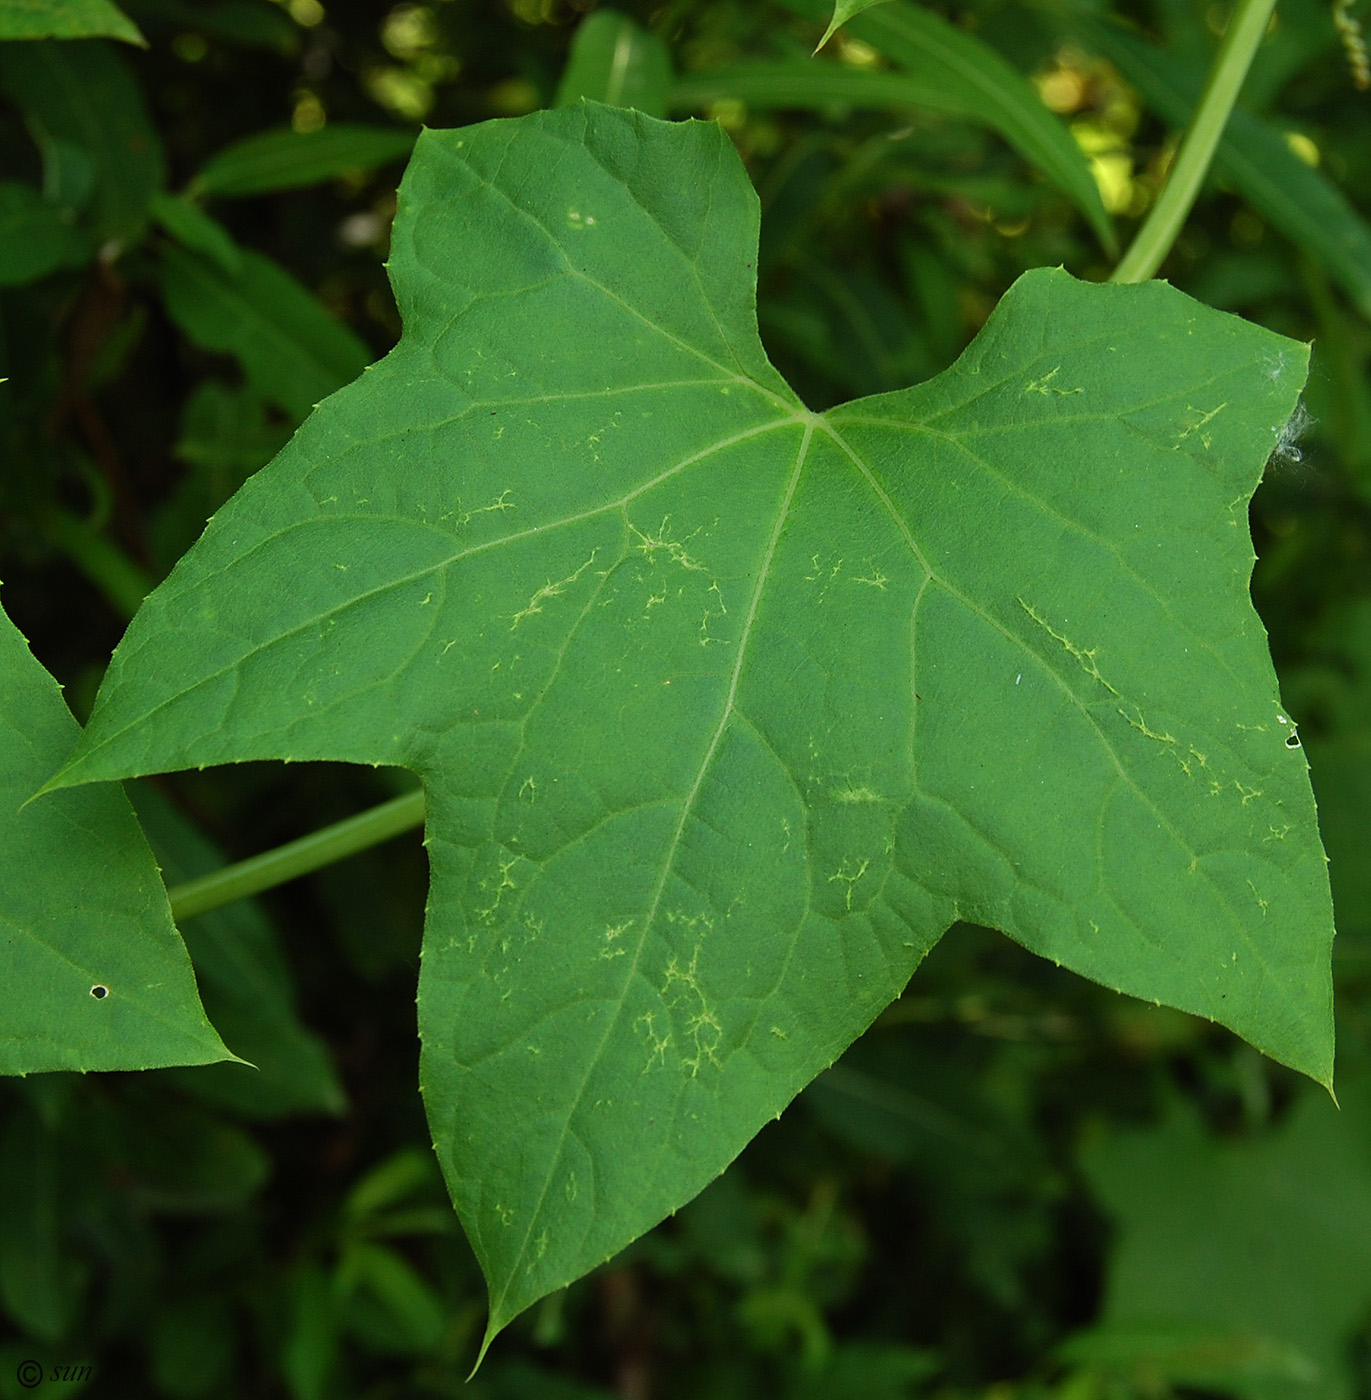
top-left (1, 0), bottom-right (1370, 1397)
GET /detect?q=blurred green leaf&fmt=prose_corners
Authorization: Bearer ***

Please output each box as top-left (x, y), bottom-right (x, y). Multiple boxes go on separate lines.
top-left (901, 241), bottom-right (964, 368)
top-left (789, 1342), bottom-right (939, 1400)
top-left (337, 1242), bottom-right (445, 1354)
top-left (1059, 1320), bottom-right (1319, 1392)
top-left (0, 40), bottom-right (163, 243)
top-left (39, 137), bottom-right (96, 213)
top-left (0, 1104), bottom-right (84, 1342)
top-left (163, 0), bottom-right (298, 50)
top-left (772, 0), bottom-right (1115, 253)
top-left (149, 380), bottom-right (292, 573)
top-left (191, 123), bottom-right (416, 199)
top-left (158, 245), bottom-right (371, 420)
top-left (0, 597), bottom-right (234, 1076)
top-left (1300, 260), bottom-right (1371, 490)
top-left (1081, 1082), bottom-right (1371, 1400)
top-left (673, 61), bottom-right (985, 120)
top-left (1294, 601), bottom-right (1371, 935)
top-left (149, 1297), bottom-right (235, 1398)
top-left (150, 190), bottom-right (241, 276)
top-left (282, 1263), bottom-right (338, 1400)
top-left (344, 1148), bottom-right (443, 1222)
top-left (0, 0), bottom-right (144, 45)
top-left (1307, 734), bottom-right (1371, 935)
top-left (555, 9), bottom-right (673, 118)
top-left (0, 181), bottom-right (90, 285)
top-left (133, 784), bottom-right (347, 1120)
top-left (125, 1099), bottom-right (271, 1210)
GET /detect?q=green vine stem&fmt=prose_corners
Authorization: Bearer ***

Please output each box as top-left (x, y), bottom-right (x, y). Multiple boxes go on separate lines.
top-left (167, 788), bottom-right (426, 922)
top-left (1110, 0), bottom-right (1278, 284)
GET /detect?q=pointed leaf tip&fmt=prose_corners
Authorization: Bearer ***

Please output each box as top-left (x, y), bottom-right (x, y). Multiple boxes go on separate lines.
top-left (0, 597), bottom-right (235, 1075)
top-left (815, 0), bottom-right (893, 51)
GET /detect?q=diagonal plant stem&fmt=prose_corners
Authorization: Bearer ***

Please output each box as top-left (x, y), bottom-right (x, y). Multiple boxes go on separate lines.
top-left (1110, 0), bottom-right (1278, 284)
top-left (167, 788), bottom-right (426, 922)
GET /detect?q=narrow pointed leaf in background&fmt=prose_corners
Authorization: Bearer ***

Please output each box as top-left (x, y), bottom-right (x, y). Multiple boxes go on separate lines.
top-left (191, 124), bottom-right (417, 199)
top-left (0, 598), bottom-right (234, 1075)
top-left (133, 785), bottom-right (347, 1120)
top-left (48, 106), bottom-right (1332, 1339)
top-left (775, 0), bottom-right (1116, 255)
top-left (555, 10), bottom-right (672, 117)
top-left (158, 245), bottom-right (371, 421)
top-left (150, 191), bottom-right (242, 277)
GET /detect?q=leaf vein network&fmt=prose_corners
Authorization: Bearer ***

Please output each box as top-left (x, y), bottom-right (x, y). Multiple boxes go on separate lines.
top-left (456, 160), bottom-right (794, 409)
top-left (821, 421), bottom-right (1296, 1025)
top-left (76, 419), bottom-right (800, 771)
top-left (571, 122), bottom-right (748, 374)
top-left (489, 419), bottom-right (817, 1305)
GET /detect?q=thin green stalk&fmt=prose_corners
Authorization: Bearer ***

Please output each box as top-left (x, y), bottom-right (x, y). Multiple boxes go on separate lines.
top-left (167, 788), bottom-right (426, 922)
top-left (1110, 0), bottom-right (1277, 284)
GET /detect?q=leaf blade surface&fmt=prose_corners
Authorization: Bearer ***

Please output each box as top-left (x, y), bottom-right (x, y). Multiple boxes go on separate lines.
top-left (816, 0), bottom-right (892, 50)
top-left (0, 597), bottom-right (234, 1075)
top-left (50, 105), bottom-right (1333, 1336)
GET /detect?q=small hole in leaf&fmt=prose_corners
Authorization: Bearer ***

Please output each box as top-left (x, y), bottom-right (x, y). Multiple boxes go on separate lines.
top-left (1285, 732), bottom-right (1302, 749)
top-left (90, 984), bottom-right (109, 999)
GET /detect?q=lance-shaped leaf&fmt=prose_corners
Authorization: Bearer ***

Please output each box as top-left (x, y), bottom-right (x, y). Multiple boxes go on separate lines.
top-left (48, 105), bottom-right (1332, 1343)
top-left (555, 10), bottom-right (672, 117)
top-left (774, 0), bottom-right (1115, 255)
top-left (0, 596), bottom-right (234, 1075)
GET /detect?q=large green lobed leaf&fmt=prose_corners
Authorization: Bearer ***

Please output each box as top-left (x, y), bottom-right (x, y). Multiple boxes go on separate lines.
top-left (50, 105), bottom-right (1333, 1341)
top-left (0, 598), bottom-right (233, 1075)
